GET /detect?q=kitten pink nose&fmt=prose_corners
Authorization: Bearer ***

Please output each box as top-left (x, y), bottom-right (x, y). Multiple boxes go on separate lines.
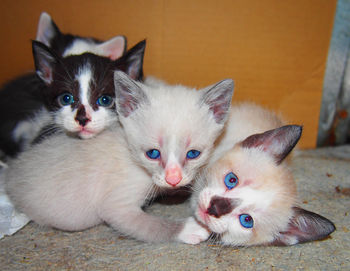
top-left (75, 105), bottom-right (91, 127)
top-left (165, 165), bottom-right (182, 187)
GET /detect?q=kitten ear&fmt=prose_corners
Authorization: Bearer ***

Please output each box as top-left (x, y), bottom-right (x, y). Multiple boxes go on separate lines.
top-left (241, 125), bottom-right (302, 164)
top-left (273, 207), bottom-right (336, 246)
top-left (201, 79), bottom-right (234, 124)
top-left (32, 40), bottom-right (59, 85)
top-left (115, 40), bottom-right (146, 81)
top-left (36, 12), bottom-right (61, 47)
top-left (114, 71), bottom-right (149, 117)
top-left (95, 35), bottom-right (126, 60)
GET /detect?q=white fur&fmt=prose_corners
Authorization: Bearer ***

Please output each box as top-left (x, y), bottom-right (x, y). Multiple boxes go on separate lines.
top-left (55, 104), bottom-right (117, 139)
top-left (116, 74), bottom-right (233, 189)
top-left (63, 39), bottom-right (100, 57)
top-left (177, 217), bottom-right (210, 244)
top-left (54, 66), bottom-right (117, 139)
top-left (5, 76), bottom-right (233, 243)
top-left (62, 37), bottom-right (125, 60)
top-left (210, 102), bottom-right (284, 164)
top-left (191, 103), bottom-right (298, 246)
top-left (78, 68), bottom-right (92, 106)
top-left (12, 108), bottom-right (53, 150)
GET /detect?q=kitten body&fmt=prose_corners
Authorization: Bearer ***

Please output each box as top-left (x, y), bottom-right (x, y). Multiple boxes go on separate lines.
top-left (5, 71), bottom-right (234, 243)
top-left (209, 102), bottom-right (285, 164)
top-left (0, 12), bottom-right (127, 157)
top-left (191, 103), bottom-right (335, 246)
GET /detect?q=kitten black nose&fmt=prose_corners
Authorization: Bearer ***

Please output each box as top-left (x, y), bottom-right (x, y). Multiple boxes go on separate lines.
top-left (207, 196), bottom-right (241, 218)
top-left (75, 105), bottom-right (90, 127)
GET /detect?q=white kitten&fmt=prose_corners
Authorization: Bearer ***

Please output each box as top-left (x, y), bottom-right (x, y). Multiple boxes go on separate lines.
top-left (191, 103), bottom-right (335, 246)
top-left (5, 71), bottom-right (234, 243)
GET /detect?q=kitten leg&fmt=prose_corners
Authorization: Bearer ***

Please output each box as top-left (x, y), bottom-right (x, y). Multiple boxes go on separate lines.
top-left (100, 207), bottom-right (209, 244)
top-left (177, 217), bottom-right (210, 245)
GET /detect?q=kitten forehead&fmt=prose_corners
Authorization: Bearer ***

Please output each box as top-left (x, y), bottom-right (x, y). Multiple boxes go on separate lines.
top-left (215, 146), bottom-right (295, 188)
top-left (76, 67), bottom-right (92, 106)
top-left (230, 186), bottom-right (276, 211)
top-left (142, 84), bottom-right (221, 136)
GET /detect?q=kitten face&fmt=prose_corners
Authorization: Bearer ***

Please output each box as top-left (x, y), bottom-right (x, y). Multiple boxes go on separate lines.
top-left (114, 71), bottom-right (234, 188)
top-left (36, 12), bottom-right (126, 60)
top-left (192, 125), bottom-right (335, 246)
top-left (33, 40), bottom-right (145, 138)
top-left (194, 146), bottom-right (296, 246)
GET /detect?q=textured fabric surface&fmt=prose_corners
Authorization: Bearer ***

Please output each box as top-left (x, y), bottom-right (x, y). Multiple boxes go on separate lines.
top-left (0, 146), bottom-right (349, 270)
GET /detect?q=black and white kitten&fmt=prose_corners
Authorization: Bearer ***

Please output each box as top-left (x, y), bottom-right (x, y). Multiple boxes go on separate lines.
top-left (0, 12), bottom-right (127, 157)
top-left (30, 39), bottom-right (145, 142)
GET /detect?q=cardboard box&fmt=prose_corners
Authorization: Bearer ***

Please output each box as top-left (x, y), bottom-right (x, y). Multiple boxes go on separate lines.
top-left (0, 0), bottom-right (336, 148)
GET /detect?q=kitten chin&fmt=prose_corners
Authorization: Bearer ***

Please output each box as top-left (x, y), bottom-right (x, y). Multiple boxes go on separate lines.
top-left (53, 104), bottom-right (118, 139)
top-left (191, 103), bottom-right (335, 247)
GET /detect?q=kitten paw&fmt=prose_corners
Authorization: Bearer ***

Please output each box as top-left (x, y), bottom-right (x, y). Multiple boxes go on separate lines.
top-left (177, 217), bottom-right (210, 245)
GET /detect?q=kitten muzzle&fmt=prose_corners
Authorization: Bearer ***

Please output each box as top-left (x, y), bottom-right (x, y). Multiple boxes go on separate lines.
top-left (207, 196), bottom-right (241, 218)
top-left (75, 105), bottom-right (91, 127)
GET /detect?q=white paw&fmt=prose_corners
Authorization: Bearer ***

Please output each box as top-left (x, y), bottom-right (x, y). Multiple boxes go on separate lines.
top-left (177, 217), bottom-right (210, 244)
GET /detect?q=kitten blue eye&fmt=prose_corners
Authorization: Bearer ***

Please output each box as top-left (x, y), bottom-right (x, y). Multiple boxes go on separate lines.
top-left (224, 172), bottom-right (238, 189)
top-left (186, 150), bottom-right (201, 159)
top-left (58, 93), bottom-right (74, 106)
top-left (97, 95), bottom-right (114, 107)
top-left (239, 214), bottom-right (254, 228)
top-left (146, 149), bottom-right (161, 159)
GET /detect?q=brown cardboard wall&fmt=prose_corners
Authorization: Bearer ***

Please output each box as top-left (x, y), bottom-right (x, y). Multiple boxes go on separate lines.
top-left (0, 0), bottom-right (336, 148)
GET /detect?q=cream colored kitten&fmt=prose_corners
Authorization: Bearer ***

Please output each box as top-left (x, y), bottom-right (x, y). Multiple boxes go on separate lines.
top-left (5, 71), bottom-right (234, 243)
top-left (191, 103), bottom-right (335, 246)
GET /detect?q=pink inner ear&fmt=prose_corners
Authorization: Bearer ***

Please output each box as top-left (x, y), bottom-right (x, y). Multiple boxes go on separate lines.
top-left (107, 50), bottom-right (122, 61)
top-left (121, 100), bottom-right (135, 117)
top-left (99, 37), bottom-right (125, 60)
top-left (41, 63), bottom-right (53, 83)
top-left (211, 103), bottom-right (225, 122)
top-left (36, 12), bottom-right (53, 46)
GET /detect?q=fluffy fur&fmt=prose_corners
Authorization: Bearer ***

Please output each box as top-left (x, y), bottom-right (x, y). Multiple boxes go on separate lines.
top-left (191, 103), bottom-right (336, 246)
top-left (5, 72), bottom-right (234, 243)
top-left (0, 12), bottom-right (127, 158)
top-left (32, 39), bottom-right (145, 141)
